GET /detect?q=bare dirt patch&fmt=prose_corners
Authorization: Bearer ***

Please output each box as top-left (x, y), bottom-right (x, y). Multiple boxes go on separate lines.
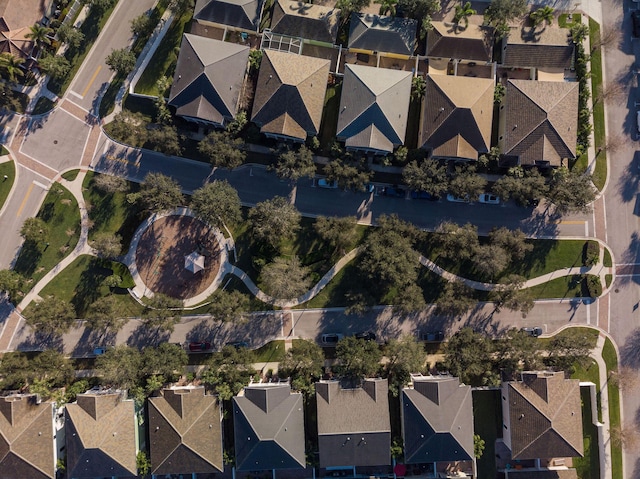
top-left (135, 215), bottom-right (223, 300)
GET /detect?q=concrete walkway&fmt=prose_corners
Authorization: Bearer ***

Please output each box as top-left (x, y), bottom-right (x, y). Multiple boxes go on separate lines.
top-left (592, 333), bottom-right (613, 479)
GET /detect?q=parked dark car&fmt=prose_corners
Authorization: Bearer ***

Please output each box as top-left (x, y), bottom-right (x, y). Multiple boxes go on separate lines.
top-left (226, 341), bottom-right (249, 349)
top-left (188, 341), bottom-right (212, 352)
top-left (521, 327), bottom-right (543, 337)
top-left (418, 331), bottom-right (444, 342)
top-left (411, 190), bottom-right (439, 201)
top-left (381, 186), bottom-right (406, 198)
top-left (633, 10), bottom-right (640, 38)
top-left (354, 331), bottom-right (376, 341)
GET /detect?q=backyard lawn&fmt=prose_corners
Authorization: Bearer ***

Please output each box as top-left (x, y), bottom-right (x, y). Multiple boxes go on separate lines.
top-left (318, 83), bottom-right (342, 151)
top-left (473, 389), bottom-right (501, 479)
top-left (13, 183), bottom-right (81, 292)
top-left (573, 388), bottom-right (601, 479)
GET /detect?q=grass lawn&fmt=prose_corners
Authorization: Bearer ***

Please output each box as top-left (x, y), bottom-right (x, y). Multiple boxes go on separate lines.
top-left (83, 171), bottom-right (144, 249)
top-left (0, 160), bottom-right (15, 211)
top-left (48, 2), bottom-right (118, 95)
top-left (525, 274), bottom-right (586, 300)
top-left (589, 18), bottom-right (606, 191)
top-left (134, 10), bottom-right (193, 96)
top-left (405, 97), bottom-right (421, 150)
top-left (318, 83), bottom-right (342, 152)
top-left (539, 327), bottom-right (600, 350)
top-left (254, 340), bottom-right (286, 363)
top-left (603, 247), bottom-right (612, 267)
top-left (0, 145), bottom-right (8, 156)
top-left (473, 389), bottom-right (501, 479)
top-left (61, 169), bottom-right (79, 181)
top-left (39, 254), bottom-right (141, 317)
top-left (573, 387), bottom-right (601, 479)
top-left (603, 338), bottom-right (623, 479)
top-left (14, 183), bottom-right (81, 291)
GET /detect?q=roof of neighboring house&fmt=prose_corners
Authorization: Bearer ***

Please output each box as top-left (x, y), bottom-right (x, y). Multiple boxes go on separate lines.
top-left (251, 49), bottom-right (330, 140)
top-left (402, 376), bottom-right (474, 464)
top-left (348, 13), bottom-right (417, 56)
top-left (336, 63), bottom-right (411, 153)
top-left (65, 390), bottom-right (137, 479)
top-left (0, 0), bottom-right (48, 59)
top-left (194, 0), bottom-right (265, 31)
top-left (503, 371), bottom-right (583, 460)
top-left (233, 383), bottom-right (305, 470)
top-left (421, 74), bottom-right (494, 159)
top-left (316, 379), bottom-right (391, 468)
top-left (168, 34), bottom-right (249, 125)
top-left (148, 387), bottom-right (223, 475)
top-left (0, 394), bottom-right (54, 479)
top-left (503, 471), bottom-right (578, 479)
top-left (426, 21), bottom-right (492, 62)
top-left (503, 20), bottom-right (573, 69)
top-left (502, 79), bottom-right (578, 166)
top-left (270, 0), bottom-right (340, 44)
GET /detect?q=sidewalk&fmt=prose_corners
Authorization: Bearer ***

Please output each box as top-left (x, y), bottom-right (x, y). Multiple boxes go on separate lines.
top-left (591, 333), bottom-right (613, 479)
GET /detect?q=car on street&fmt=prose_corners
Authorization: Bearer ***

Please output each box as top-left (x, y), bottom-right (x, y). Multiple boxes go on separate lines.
top-left (318, 178), bottom-right (338, 189)
top-left (417, 330), bottom-right (444, 342)
top-left (446, 194), bottom-right (470, 203)
top-left (478, 193), bottom-right (500, 204)
top-left (188, 341), bottom-right (212, 352)
top-left (381, 186), bottom-right (406, 198)
top-left (92, 347), bottom-right (107, 356)
top-left (354, 331), bottom-right (376, 341)
top-left (521, 327), bottom-right (543, 337)
top-left (226, 341), bottom-right (249, 349)
top-left (321, 333), bottom-right (344, 345)
top-left (633, 10), bottom-right (640, 38)
top-left (411, 190), bottom-right (439, 201)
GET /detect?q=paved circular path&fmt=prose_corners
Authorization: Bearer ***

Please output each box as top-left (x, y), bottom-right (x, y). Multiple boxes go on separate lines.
top-left (135, 215), bottom-right (223, 300)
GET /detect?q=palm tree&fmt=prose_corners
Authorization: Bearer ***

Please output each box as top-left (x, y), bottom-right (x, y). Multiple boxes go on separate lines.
top-left (411, 76), bottom-right (426, 101)
top-left (530, 6), bottom-right (554, 27)
top-left (374, 0), bottom-right (398, 16)
top-left (25, 24), bottom-right (53, 48)
top-left (453, 1), bottom-right (476, 28)
top-left (0, 53), bottom-right (25, 83)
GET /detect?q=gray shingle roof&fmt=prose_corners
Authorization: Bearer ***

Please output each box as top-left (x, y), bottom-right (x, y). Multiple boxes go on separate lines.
top-left (65, 391), bottom-right (137, 478)
top-left (503, 371), bottom-right (584, 460)
top-left (336, 64), bottom-right (412, 153)
top-left (194, 0), bottom-right (265, 31)
top-left (505, 471), bottom-right (578, 479)
top-left (502, 79), bottom-right (578, 166)
top-left (421, 74), bottom-right (494, 159)
top-left (251, 49), bottom-right (330, 141)
top-left (503, 21), bottom-right (574, 69)
top-left (0, 395), bottom-right (55, 479)
top-left (348, 13), bottom-right (417, 56)
top-left (270, 0), bottom-right (340, 44)
top-left (169, 34), bottom-right (249, 126)
top-left (426, 22), bottom-right (492, 62)
top-left (233, 383), bottom-right (305, 470)
top-left (401, 376), bottom-right (474, 464)
top-left (148, 387), bottom-right (223, 475)
top-left (316, 379), bottom-right (391, 468)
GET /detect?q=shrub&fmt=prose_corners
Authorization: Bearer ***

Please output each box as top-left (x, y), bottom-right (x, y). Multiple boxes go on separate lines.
top-left (584, 275), bottom-right (602, 297)
top-left (582, 241), bottom-right (599, 266)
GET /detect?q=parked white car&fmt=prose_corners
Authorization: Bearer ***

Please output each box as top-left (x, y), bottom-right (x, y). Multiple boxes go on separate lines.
top-left (446, 194), bottom-right (470, 203)
top-left (478, 193), bottom-right (500, 204)
top-left (318, 178), bottom-right (338, 189)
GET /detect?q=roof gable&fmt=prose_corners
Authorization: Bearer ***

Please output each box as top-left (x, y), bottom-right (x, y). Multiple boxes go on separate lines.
top-left (270, 0), bottom-right (340, 43)
top-left (348, 13), bottom-right (417, 55)
top-left (148, 387), bottom-right (223, 475)
top-left (251, 50), bottom-right (330, 140)
top-left (194, 0), bottom-right (265, 31)
top-left (503, 80), bottom-right (578, 166)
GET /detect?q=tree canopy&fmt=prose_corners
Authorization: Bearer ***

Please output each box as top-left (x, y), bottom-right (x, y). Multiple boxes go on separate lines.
top-left (335, 336), bottom-right (382, 379)
top-left (198, 131), bottom-right (246, 169)
top-left (314, 216), bottom-right (358, 256)
top-left (249, 196), bottom-right (300, 249)
top-left (402, 159), bottom-right (448, 197)
top-left (384, 335), bottom-right (426, 395)
top-left (86, 296), bottom-right (126, 335)
top-left (142, 294), bottom-right (182, 333)
top-left (202, 345), bottom-right (256, 400)
top-left (273, 146), bottom-right (316, 182)
top-left (444, 328), bottom-right (498, 386)
top-left (20, 217), bottom-right (49, 243)
top-left (279, 339), bottom-right (325, 396)
top-left (259, 256), bottom-right (312, 300)
top-left (207, 289), bottom-right (250, 322)
top-left (105, 48), bottom-right (136, 76)
top-left (135, 172), bottom-right (184, 214)
top-left (191, 180), bottom-right (242, 230)
top-left (25, 296), bottom-right (76, 337)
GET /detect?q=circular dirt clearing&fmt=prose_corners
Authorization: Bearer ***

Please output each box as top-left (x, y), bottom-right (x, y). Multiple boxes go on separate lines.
top-left (135, 215), bottom-right (222, 299)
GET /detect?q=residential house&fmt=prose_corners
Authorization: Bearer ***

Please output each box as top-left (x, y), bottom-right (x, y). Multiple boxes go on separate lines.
top-left (0, 394), bottom-right (57, 479)
top-left (426, 21), bottom-right (492, 63)
top-left (233, 382), bottom-right (305, 470)
top-left (251, 49), bottom-right (330, 142)
top-left (348, 13), bottom-right (417, 57)
top-left (168, 34), bottom-right (249, 128)
top-left (270, 0), bottom-right (340, 45)
top-left (0, 0), bottom-right (51, 60)
top-left (336, 63), bottom-right (412, 154)
top-left (401, 375), bottom-right (475, 472)
top-left (499, 79), bottom-right (578, 167)
top-left (421, 74), bottom-right (494, 160)
top-left (148, 386), bottom-right (223, 476)
top-left (65, 389), bottom-right (138, 479)
top-left (194, 0), bottom-right (265, 33)
top-left (501, 371), bottom-right (583, 461)
top-left (316, 378), bottom-right (391, 469)
top-left (502, 19), bottom-right (574, 80)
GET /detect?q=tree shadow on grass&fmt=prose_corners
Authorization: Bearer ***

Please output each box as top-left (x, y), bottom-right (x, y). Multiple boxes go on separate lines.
top-left (71, 259), bottom-right (111, 316)
top-left (17, 330), bottom-right (63, 352)
top-left (127, 322), bottom-right (170, 349)
top-left (13, 241), bottom-right (43, 278)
